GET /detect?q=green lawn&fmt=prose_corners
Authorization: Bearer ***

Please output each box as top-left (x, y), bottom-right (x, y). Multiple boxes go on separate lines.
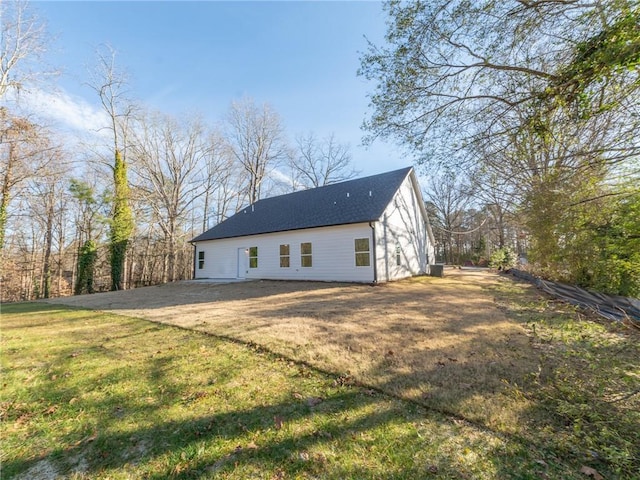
top-left (1, 300), bottom-right (638, 479)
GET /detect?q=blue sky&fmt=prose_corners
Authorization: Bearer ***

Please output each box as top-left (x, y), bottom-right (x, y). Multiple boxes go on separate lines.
top-left (26, 1), bottom-right (411, 176)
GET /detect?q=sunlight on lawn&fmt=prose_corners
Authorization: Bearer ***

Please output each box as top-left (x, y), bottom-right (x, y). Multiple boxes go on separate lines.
top-left (1, 302), bottom-right (570, 480)
top-left (35, 269), bottom-right (640, 478)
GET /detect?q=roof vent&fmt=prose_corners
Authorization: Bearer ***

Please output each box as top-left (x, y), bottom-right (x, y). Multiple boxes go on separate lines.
top-left (369, 190), bottom-right (372, 197)
top-left (346, 192), bottom-right (350, 198)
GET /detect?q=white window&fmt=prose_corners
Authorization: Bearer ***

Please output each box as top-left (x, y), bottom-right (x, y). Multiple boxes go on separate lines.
top-left (198, 251), bottom-right (205, 269)
top-left (301, 242), bottom-right (312, 267)
top-left (396, 244), bottom-right (401, 266)
top-left (354, 238), bottom-right (370, 267)
top-left (249, 246), bottom-right (258, 268)
top-left (280, 244), bottom-right (290, 267)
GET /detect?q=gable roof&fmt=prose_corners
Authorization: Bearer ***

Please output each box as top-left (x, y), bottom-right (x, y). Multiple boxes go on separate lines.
top-left (191, 167), bottom-right (414, 242)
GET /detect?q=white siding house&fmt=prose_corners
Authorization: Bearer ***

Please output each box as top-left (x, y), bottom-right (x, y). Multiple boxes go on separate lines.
top-left (375, 170), bottom-right (435, 282)
top-left (191, 167), bottom-right (436, 283)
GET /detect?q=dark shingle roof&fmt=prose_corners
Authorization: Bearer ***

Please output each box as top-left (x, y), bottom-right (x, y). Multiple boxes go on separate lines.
top-left (191, 167), bottom-right (412, 242)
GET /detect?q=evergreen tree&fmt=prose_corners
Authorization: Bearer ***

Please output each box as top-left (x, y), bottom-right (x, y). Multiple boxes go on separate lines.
top-left (75, 239), bottom-right (97, 295)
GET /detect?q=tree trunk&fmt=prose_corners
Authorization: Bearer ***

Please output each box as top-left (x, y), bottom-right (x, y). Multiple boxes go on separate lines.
top-left (0, 143), bottom-right (14, 252)
top-left (110, 149), bottom-right (133, 290)
top-left (42, 189), bottom-right (54, 298)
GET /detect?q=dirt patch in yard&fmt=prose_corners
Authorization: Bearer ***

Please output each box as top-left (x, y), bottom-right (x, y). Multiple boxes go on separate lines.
top-left (44, 269), bottom-right (542, 432)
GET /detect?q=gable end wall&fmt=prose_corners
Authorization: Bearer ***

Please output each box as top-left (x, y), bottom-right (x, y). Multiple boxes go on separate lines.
top-left (375, 174), bottom-right (432, 281)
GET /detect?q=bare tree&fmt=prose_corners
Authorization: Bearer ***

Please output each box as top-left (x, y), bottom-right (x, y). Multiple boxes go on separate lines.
top-left (423, 171), bottom-right (475, 264)
top-left (224, 97), bottom-right (288, 204)
top-left (291, 132), bottom-right (359, 189)
top-left (195, 129), bottom-right (230, 233)
top-left (0, 0), bottom-right (53, 98)
top-left (211, 157), bottom-right (248, 224)
top-left (469, 168), bottom-right (520, 251)
top-left (0, 107), bottom-right (54, 251)
top-left (88, 45), bottom-right (135, 290)
top-left (130, 112), bottom-right (209, 282)
top-left (28, 149), bottom-right (67, 298)
top-left (1, 135), bottom-right (69, 300)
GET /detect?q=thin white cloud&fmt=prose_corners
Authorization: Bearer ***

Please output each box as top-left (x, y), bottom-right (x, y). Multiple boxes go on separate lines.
top-left (145, 84), bottom-right (178, 108)
top-left (6, 87), bottom-right (109, 138)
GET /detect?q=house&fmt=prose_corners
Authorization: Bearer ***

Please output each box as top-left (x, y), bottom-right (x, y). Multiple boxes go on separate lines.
top-left (190, 167), bottom-right (436, 283)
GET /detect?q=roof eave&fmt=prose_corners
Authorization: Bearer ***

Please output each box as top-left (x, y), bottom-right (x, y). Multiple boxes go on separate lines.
top-left (191, 219), bottom-right (380, 243)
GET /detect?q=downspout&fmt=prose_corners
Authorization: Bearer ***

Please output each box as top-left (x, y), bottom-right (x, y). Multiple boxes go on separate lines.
top-left (369, 222), bottom-right (377, 284)
top-left (191, 242), bottom-right (196, 279)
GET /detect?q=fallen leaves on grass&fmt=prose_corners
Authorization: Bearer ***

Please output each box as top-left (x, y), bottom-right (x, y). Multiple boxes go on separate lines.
top-left (580, 466), bottom-right (604, 480)
top-left (306, 396), bottom-right (323, 407)
top-left (298, 451), bottom-right (310, 461)
top-left (270, 469), bottom-right (286, 480)
top-left (233, 441), bottom-right (259, 454)
top-left (181, 390), bottom-right (208, 405)
top-left (274, 415), bottom-right (284, 430)
top-left (334, 374), bottom-right (354, 386)
top-left (43, 405), bottom-right (57, 415)
top-left (73, 432), bottom-right (98, 447)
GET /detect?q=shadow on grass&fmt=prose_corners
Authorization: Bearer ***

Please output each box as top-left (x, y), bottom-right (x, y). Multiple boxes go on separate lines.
top-left (5, 385), bottom-right (546, 480)
top-left (6, 278), bottom-right (638, 479)
top-left (2, 303), bottom-right (557, 480)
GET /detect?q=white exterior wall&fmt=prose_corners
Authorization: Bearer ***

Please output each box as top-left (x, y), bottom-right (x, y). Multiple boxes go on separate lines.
top-left (194, 223), bottom-right (375, 283)
top-left (374, 174), bottom-right (434, 282)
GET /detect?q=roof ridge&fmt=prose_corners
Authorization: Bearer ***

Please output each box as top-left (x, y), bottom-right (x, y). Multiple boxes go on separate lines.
top-left (251, 166), bottom-right (413, 206)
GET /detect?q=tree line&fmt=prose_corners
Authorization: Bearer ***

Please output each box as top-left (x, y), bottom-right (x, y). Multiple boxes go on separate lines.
top-left (360, 0), bottom-right (640, 297)
top-left (0, 1), bottom-right (359, 301)
top-left (3, 0), bottom-right (638, 301)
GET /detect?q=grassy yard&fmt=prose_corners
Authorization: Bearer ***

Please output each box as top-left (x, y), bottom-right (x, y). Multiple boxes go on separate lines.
top-left (1, 277), bottom-right (639, 479)
top-left (488, 277), bottom-right (640, 476)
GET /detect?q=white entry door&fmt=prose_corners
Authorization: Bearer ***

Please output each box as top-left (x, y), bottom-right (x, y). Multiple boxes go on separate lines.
top-left (237, 248), bottom-right (248, 279)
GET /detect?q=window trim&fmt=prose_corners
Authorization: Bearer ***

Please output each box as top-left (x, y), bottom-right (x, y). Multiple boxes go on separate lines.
top-left (279, 244), bottom-right (290, 268)
top-left (300, 242), bottom-right (313, 268)
top-left (198, 251), bottom-right (205, 270)
top-left (249, 246), bottom-right (258, 269)
top-left (354, 237), bottom-right (371, 267)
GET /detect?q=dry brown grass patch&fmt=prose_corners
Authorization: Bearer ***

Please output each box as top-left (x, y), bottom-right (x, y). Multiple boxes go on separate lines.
top-left (44, 269), bottom-right (542, 434)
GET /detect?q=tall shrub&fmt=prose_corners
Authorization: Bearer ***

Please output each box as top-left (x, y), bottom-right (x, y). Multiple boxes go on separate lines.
top-left (75, 239), bottom-right (97, 294)
top-left (489, 247), bottom-right (517, 270)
